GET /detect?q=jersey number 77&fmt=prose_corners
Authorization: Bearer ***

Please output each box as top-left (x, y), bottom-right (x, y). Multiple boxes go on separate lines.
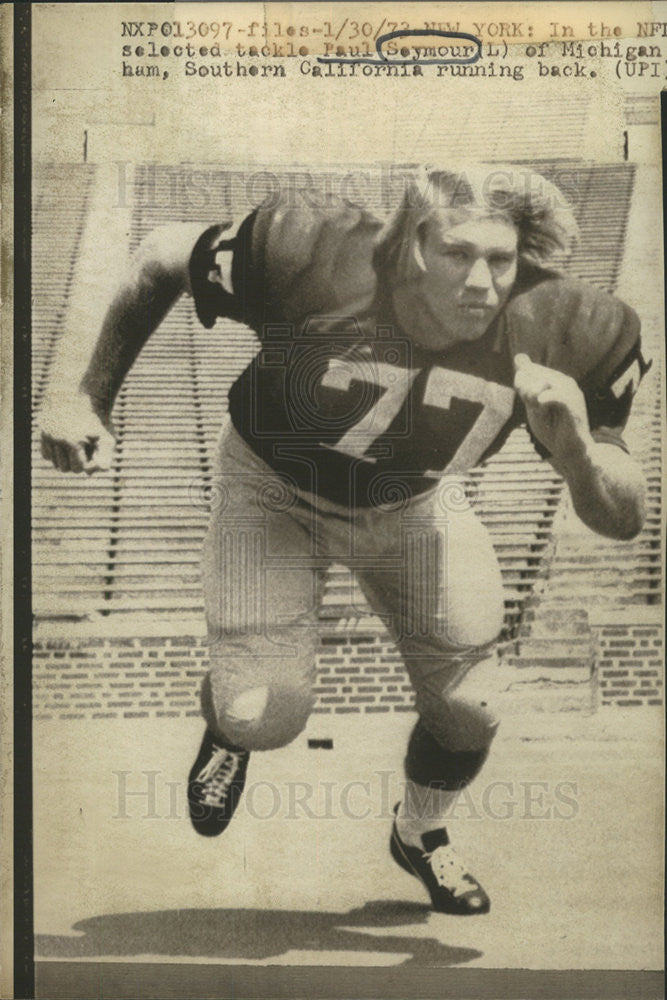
top-left (320, 359), bottom-right (516, 476)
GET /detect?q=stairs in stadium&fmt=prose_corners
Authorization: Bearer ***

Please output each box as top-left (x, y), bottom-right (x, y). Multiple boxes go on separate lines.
top-left (562, 165), bottom-right (637, 290)
top-left (32, 163), bottom-right (97, 409)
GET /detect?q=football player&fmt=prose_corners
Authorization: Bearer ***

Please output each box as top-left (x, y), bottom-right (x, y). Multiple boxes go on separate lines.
top-left (40, 165), bottom-right (648, 915)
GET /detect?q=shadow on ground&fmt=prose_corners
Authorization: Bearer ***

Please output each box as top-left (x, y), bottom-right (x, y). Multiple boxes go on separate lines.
top-left (36, 900), bottom-right (482, 966)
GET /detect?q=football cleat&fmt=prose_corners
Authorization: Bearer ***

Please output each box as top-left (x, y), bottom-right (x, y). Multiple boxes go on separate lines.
top-left (187, 729), bottom-right (250, 837)
top-left (390, 804), bottom-right (490, 915)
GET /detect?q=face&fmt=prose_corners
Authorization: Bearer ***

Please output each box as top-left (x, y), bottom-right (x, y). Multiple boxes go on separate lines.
top-left (415, 210), bottom-right (519, 350)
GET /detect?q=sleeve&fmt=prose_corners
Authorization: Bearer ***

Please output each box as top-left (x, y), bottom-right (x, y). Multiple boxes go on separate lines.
top-left (188, 218), bottom-right (250, 329)
top-left (505, 276), bottom-right (651, 456)
top-left (584, 333), bottom-right (652, 451)
top-left (252, 190), bottom-right (382, 326)
top-left (187, 192), bottom-right (381, 334)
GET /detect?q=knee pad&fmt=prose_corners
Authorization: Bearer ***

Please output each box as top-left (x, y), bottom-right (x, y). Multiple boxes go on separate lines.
top-left (405, 719), bottom-right (493, 790)
top-left (201, 674), bottom-right (314, 751)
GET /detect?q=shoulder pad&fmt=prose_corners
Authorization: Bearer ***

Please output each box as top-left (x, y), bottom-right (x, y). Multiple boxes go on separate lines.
top-left (252, 191), bottom-right (384, 323)
top-left (503, 275), bottom-right (640, 386)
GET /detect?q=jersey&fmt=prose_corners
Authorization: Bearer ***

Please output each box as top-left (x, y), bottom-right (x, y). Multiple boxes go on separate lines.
top-left (189, 191), bottom-right (649, 508)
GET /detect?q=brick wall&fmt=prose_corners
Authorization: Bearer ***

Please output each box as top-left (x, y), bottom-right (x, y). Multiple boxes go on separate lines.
top-left (32, 615), bottom-right (665, 720)
top-left (595, 624), bottom-right (664, 708)
top-left (317, 635), bottom-right (415, 715)
top-left (33, 635), bottom-right (205, 722)
top-left (32, 626), bottom-right (418, 721)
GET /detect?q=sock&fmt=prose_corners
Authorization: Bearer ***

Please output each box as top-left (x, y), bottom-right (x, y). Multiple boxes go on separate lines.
top-left (396, 780), bottom-right (461, 848)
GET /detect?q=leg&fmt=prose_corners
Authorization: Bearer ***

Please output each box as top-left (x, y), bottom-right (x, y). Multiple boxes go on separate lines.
top-left (401, 496), bottom-right (504, 798)
top-left (357, 486), bottom-right (505, 770)
top-left (189, 424), bottom-right (327, 836)
top-left (357, 486), bottom-right (504, 912)
top-left (201, 421), bottom-right (328, 751)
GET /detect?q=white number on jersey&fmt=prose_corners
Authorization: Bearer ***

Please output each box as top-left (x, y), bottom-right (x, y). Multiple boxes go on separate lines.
top-left (610, 359), bottom-right (642, 400)
top-left (422, 368), bottom-right (515, 475)
top-left (320, 359), bottom-right (420, 460)
top-left (321, 358), bottom-right (515, 475)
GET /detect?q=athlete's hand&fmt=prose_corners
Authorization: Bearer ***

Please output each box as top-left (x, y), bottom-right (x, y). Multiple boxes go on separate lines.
top-left (39, 393), bottom-right (116, 475)
top-left (514, 353), bottom-right (591, 463)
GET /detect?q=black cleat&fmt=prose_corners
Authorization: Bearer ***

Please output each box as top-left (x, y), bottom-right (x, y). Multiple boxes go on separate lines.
top-left (187, 729), bottom-right (250, 837)
top-left (390, 804), bottom-right (490, 915)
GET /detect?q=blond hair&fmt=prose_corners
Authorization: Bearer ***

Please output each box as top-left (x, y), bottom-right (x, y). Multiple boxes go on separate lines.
top-left (374, 165), bottom-right (579, 283)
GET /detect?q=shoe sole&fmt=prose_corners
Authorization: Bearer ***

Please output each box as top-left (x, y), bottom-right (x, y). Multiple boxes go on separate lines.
top-left (390, 826), bottom-right (490, 916)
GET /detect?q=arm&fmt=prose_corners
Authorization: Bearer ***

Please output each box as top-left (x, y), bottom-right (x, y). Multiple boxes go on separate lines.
top-left (40, 222), bottom-right (206, 473)
top-left (514, 354), bottom-right (646, 540)
top-left (552, 438), bottom-right (646, 541)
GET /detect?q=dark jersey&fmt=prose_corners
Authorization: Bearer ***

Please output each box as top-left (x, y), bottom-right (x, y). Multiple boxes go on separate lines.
top-left (189, 191), bottom-right (649, 508)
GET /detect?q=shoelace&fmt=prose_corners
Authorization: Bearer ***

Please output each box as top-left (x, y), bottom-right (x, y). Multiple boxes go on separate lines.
top-left (196, 746), bottom-right (243, 806)
top-left (423, 844), bottom-right (476, 898)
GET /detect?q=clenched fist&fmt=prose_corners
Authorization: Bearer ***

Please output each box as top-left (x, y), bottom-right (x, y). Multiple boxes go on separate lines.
top-left (40, 393), bottom-right (116, 475)
top-left (513, 353), bottom-right (591, 463)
